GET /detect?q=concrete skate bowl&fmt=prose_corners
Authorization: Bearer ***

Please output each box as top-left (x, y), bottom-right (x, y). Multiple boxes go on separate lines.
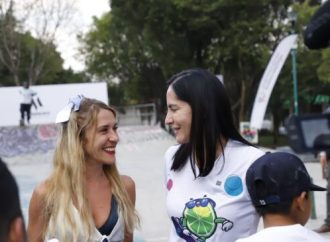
top-left (0, 124), bottom-right (174, 157)
top-left (0, 124), bottom-right (58, 157)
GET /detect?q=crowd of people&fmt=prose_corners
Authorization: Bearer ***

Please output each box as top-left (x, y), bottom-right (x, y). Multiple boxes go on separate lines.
top-left (2, 1), bottom-right (330, 241)
top-left (1, 68), bottom-right (328, 242)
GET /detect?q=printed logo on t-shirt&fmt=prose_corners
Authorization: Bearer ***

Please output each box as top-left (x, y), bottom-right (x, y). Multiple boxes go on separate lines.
top-left (171, 195), bottom-right (233, 241)
top-left (224, 175), bottom-right (243, 196)
top-left (167, 178), bottom-right (173, 191)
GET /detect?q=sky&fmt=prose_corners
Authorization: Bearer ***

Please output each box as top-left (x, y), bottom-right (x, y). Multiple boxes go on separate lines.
top-left (58, 0), bottom-right (110, 72)
top-left (12, 0), bottom-right (109, 72)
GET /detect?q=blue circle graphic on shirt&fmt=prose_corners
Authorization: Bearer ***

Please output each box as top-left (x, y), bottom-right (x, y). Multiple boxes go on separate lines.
top-left (224, 175), bottom-right (243, 196)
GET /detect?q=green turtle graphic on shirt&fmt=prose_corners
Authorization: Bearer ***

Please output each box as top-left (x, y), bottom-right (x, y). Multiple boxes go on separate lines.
top-left (171, 196), bottom-right (233, 242)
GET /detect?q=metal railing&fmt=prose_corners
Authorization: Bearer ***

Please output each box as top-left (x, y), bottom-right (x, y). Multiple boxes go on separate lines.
top-left (116, 103), bottom-right (157, 126)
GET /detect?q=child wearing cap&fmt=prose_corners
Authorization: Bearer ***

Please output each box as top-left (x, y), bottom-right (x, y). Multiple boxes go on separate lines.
top-left (236, 152), bottom-right (329, 242)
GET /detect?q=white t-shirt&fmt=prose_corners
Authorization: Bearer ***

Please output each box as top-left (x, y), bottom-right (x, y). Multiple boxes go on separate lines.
top-left (235, 224), bottom-right (330, 242)
top-left (20, 88), bottom-right (36, 104)
top-left (164, 139), bottom-right (265, 242)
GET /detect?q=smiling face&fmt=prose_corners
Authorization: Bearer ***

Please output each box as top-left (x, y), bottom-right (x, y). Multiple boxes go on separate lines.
top-left (165, 86), bottom-right (192, 144)
top-left (83, 108), bottom-right (119, 166)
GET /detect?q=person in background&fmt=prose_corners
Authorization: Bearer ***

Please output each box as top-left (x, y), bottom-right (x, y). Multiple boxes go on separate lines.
top-left (236, 152), bottom-right (329, 242)
top-left (0, 157), bottom-right (27, 242)
top-left (19, 81), bottom-right (37, 126)
top-left (304, 0), bottom-right (330, 233)
top-left (314, 105), bottom-right (330, 233)
top-left (304, 0), bottom-right (330, 50)
top-left (28, 95), bottom-right (139, 242)
top-left (164, 68), bottom-right (265, 242)
top-left (314, 150), bottom-right (330, 233)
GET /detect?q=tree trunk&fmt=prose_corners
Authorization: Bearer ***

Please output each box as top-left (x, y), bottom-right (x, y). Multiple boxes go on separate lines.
top-left (239, 80), bottom-right (246, 124)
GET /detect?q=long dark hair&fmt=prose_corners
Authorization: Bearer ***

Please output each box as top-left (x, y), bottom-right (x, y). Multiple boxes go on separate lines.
top-left (167, 68), bottom-right (251, 177)
top-left (0, 158), bottom-right (24, 241)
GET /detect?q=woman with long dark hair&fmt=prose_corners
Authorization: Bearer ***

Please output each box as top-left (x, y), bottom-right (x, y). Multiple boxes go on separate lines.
top-left (164, 68), bottom-right (264, 242)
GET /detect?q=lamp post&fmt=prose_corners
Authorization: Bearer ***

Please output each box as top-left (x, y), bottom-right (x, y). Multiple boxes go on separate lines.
top-left (288, 7), bottom-right (299, 115)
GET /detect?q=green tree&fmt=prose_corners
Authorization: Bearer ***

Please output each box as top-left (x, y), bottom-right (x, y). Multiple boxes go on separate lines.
top-left (82, 0), bottom-right (330, 135)
top-left (318, 49), bottom-right (330, 84)
top-left (0, 0), bottom-right (78, 86)
top-left (0, 0), bottom-right (21, 85)
top-left (81, 0), bottom-right (297, 126)
top-left (266, 0), bottom-right (330, 144)
top-left (51, 68), bottom-right (90, 84)
top-left (20, 33), bottom-right (64, 85)
top-left (0, 27), bottom-right (65, 86)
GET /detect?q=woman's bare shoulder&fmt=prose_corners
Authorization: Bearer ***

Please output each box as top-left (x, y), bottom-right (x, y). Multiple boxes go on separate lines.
top-left (31, 179), bottom-right (50, 201)
top-left (120, 175), bottom-right (135, 190)
top-left (120, 175), bottom-right (136, 203)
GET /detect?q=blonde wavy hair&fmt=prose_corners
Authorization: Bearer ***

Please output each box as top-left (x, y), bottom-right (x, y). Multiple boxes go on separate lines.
top-left (41, 98), bottom-right (139, 241)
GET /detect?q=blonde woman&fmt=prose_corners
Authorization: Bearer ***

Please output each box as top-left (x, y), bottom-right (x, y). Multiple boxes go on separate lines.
top-left (28, 96), bottom-right (139, 242)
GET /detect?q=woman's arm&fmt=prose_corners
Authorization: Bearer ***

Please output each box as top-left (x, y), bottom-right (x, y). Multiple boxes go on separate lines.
top-left (122, 175), bottom-right (136, 242)
top-left (28, 182), bottom-right (47, 242)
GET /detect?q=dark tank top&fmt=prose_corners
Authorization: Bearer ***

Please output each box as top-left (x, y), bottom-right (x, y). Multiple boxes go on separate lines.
top-left (97, 195), bottom-right (119, 235)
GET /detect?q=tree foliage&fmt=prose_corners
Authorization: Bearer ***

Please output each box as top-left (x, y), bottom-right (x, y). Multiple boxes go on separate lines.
top-left (80, 0), bottom-right (330, 130)
top-left (267, 0), bottom-right (330, 143)
top-left (0, 0), bottom-right (82, 87)
top-left (81, 1), bottom-right (291, 116)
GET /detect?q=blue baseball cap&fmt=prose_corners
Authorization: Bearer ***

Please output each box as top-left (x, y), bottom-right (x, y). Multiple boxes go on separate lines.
top-left (246, 152), bottom-right (326, 207)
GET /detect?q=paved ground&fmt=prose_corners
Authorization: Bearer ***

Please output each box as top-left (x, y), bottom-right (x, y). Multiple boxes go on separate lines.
top-left (2, 124), bottom-right (330, 241)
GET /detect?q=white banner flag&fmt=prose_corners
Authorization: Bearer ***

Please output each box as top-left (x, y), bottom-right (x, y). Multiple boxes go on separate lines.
top-left (250, 34), bottom-right (298, 129)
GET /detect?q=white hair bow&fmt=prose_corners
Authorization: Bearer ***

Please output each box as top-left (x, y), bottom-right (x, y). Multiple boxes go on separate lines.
top-left (55, 95), bottom-right (84, 123)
